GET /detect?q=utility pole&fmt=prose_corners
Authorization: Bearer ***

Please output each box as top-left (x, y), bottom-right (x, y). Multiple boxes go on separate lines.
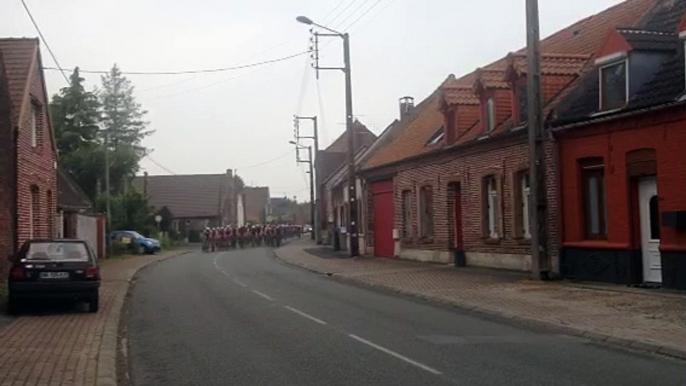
top-left (296, 15), bottom-right (359, 257)
top-left (290, 141), bottom-right (315, 239)
top-left (294, 115), bottom-right (319, 242)
top-left (526, 0), bottom-right (548, 280)
top-left (104, 129), bottom-right (112, 232)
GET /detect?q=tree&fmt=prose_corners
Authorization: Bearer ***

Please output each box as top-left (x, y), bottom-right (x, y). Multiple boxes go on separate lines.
top-left (100, 64), bottom-right (153, 195)
top-left (50, 67), bottom-right (101, 154)
top-left (100, 64), bottom-right (152, 148)
top-left (96, 190), bottom-right (156, 236)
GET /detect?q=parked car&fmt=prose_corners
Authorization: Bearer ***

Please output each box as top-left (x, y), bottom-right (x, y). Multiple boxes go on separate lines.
top-left (110, 230), bottom-right (161, 255)
top-left (7, 239), bottom-right (100, 314)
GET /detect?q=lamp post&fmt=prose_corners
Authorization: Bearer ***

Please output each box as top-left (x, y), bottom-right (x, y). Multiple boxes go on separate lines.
top-left (297, 15), bottom-right (359, 257)
top-left (290, 141), bottom-right (315, 241)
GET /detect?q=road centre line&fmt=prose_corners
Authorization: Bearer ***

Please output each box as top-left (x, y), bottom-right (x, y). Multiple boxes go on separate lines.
top-left (283, 306), bottom-right (328, 325)
top-left (252, 290), bottom-right (275, 301)
top-left (348, 334), bottom-right (442, 375)
top-left (232, 279), bottom-right (247, 287)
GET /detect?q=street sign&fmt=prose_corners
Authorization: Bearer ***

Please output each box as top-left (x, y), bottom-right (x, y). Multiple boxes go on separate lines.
top-left (155, 215), bottom-right (162, 223)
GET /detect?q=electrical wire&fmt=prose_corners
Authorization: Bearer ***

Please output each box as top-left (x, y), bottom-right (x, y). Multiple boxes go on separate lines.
top-left (20, 0), bottom-right (69, 84)
top-left (321, 0), bottom-right (349, 24)
top-left (343, 0), bottom-right (384, 31)
top-left (43, 51), bottom-right (310, 76)
top-left (347, 0), bottom-right (400, 33)
top-left (328, 0), bottom-right (359, 26)
top-left (333, 0), bottom-right (372, 30)
top-left (145, 155), bottom-right (177, 175)
top-left (236, 149), bottom-right (295, 171)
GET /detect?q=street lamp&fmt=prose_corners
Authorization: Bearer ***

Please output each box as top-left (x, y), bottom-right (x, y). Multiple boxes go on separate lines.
top-left (296, 15), bottom-right (359, 257)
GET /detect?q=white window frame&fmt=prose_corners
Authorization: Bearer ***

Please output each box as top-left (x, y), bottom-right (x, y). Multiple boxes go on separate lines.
top-left (486, 177), bottom-right (499, 238)
top-left (598, 59), bottom-right (629, 111)
top-left (522, 174), bottom-right (531, 239)
top-left (30, 104), bottom-right (38, 147)
top-left (486, 98), bottom-right (495, 132)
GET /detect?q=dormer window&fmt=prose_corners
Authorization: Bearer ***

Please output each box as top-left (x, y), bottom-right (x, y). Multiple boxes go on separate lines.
top-left (485, 98), bottom-right (495, 132)
top-left (599, 59), bottom-right (628, 111)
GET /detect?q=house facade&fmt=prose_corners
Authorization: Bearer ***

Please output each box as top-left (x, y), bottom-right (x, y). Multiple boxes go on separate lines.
top-left (132, 170), bottom-right (236, 240)
top-left (552, 1), bottom-right (686, 290)
top-left (361, 0), bottom-right (657, 275)
top-left (0, 38), bottom-right (58, 277)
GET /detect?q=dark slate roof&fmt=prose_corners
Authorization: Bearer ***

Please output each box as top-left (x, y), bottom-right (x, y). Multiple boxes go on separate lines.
top-left (619, 28), bottom-right (679, 50)
top-left (131, 174), bottom-right (231, 218)
top-left (57, 167), bottom-right (93, 211)
top-left (553, 0), bottom-right (686, 126)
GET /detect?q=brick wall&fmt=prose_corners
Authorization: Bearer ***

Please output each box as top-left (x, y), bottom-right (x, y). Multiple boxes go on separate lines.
top-left (365, 132), bottom-right (562, 272)
top-left (15, 59), bottom-right (57, 245)
top-left (0, 60), bottom-right (15, 277)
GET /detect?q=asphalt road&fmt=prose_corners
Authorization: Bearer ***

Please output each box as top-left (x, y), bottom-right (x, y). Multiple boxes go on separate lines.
top-left (127, 247), bottom-right (686, 386)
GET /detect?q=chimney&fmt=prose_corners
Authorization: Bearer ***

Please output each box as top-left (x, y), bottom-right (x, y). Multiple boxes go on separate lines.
top-left (399, 96), bottom-right (414, 120)
top-left (143, 172), bottom-right (148, 196)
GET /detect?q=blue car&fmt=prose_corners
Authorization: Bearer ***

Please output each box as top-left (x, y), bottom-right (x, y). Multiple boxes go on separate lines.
top-left (110, 231), bottom-right (161, 255)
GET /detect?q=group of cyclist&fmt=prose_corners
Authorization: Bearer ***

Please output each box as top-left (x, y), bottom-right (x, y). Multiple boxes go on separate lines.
top-left (201, 224), bottom-right (303, 252)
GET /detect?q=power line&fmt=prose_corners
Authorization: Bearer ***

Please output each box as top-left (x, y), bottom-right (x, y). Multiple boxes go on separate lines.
top-left (236, 149), bottom-right (295, 171)
top-left (20, 0), bottom-right (68, 84)
top-left (344, 0), bottom-right (384, 31)
top-left (321, 0), bottom-right (349, 24)
top-left (43, 51), bottom-right (310, 76)
top-left (145, 155), bottom-right (177, 175)
top-left (347, 0), bottom-right (400, 33)
top-left (333, 0), bottom-right (372, 30)
top-left (328, 0), bottom-right (359, 25)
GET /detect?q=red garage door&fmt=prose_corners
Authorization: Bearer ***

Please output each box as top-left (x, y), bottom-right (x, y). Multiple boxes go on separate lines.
top-left (372, 180), bottom-right (394, 258)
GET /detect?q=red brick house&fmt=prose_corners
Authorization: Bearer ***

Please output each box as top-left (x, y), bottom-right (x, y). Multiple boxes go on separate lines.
top-left (552, 0), bottom-right (686, 289)
top-left (361, 0), bottom-right (656, 274)
top-left (0, 38), bottom-right (58, 275)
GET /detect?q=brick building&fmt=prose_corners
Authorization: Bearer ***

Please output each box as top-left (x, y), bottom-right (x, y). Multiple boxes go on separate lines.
top-left (361, 0), bottom-right (656, 274)
top-left (0, 38), bottom-right (58, 276)
top-left (552, 0), bottom-right (686, 289)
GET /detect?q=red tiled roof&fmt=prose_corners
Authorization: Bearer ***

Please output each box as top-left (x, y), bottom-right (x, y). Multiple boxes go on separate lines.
top-left (474, 69), bottom-right (509, 90)
top-left (507, 53), bottom-right (591, 77)
top-left (0, 38), bottom-right (38, 123)
top-left (443, 84), bottom-right (479, 106)
top-left (365, 0), bottom-right (657, 170)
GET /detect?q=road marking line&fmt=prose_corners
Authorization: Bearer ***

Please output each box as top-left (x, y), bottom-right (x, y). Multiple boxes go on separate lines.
top-left (232, 279), bottom-right (247, 287)
top-left (283, 306), bottom-right (328, 325)
top-left (348, 334), bottom-right (442, 375)
top-left (251, 290), bottom-right (275, 301)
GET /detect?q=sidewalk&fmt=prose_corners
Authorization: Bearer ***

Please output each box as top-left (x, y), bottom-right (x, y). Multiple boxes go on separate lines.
top-left (275, 240), bottom-right (686, 359)
top-left (0, 248), bottom-right (190, 386)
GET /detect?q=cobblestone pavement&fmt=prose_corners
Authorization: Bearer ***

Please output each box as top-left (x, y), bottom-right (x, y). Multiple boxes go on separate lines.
top-left (275, 240), bottom-right (686, 359)
top-left (0, 248), bottom-right (190, 386)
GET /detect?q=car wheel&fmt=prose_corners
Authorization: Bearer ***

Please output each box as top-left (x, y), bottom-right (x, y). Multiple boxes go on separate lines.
top-left (88, 293), bottom-right (99, 313)
top-left (137, 245), bottom-right (146, 255)
top-left (6, 295), bottom-right (19, 316)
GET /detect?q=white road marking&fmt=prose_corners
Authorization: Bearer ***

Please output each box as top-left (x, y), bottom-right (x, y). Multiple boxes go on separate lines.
top-left (252, 290), bottom-right (275, 301)
top-left (232, 279), bottom-right (247, 287)
top-left (283, 306), bottom-right (328, 325)
top-left (348, 334), bottom-right (442, 375)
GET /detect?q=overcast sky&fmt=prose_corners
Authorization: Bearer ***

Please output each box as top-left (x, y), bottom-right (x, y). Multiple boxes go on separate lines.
top-left (3, 0), bottom-right (622, 200)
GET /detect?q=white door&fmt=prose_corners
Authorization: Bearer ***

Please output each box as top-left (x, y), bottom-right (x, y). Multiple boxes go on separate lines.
top-left (638, 177), bottom-right (661, 283)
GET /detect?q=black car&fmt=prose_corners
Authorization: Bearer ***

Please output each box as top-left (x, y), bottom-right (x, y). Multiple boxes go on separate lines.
top-left (7, 239), bottom-right (100, 314)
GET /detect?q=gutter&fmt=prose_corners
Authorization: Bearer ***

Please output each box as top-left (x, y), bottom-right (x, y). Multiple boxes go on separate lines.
top-left (551, 100), bottom-right (686, 132)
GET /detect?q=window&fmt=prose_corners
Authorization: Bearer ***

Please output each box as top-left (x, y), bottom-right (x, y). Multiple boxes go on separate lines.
top-left (649, 195), bottom-right (660, 240)
top-left (581, 158), bottom-right (608, 239)
top-left (402, 190), bottom-right (413, 237)
top-left (512, 171), bottom-right (531, 239)
top-left (485, 98), bottom-right (495, 132)
top-left (518, 83), bottom-right (528, 122)
top-left (483, 176), bottom-right (499, 238)
top-left (30, 104), bottom-right (38, 147)
top-left (30, 186), bottom-right (39, 238)
top-left (419, 186), bottom-right (434, 238)
top-left (600, 61), bottom-right (627, 111)
top-left (427, 129), bottom-right (444, 146)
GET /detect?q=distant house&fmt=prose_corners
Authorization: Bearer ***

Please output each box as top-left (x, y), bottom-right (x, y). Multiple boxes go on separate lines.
top-left (240, 186), bottom-right (270, 224)
top-left (0, 38), bottom-right (58, 277)
top-left (132, 170), bottom-right (236, 239)
top-left (56, 167), bottom-right (105, 258)
top-left (315, 120), bottom-right (376, 242)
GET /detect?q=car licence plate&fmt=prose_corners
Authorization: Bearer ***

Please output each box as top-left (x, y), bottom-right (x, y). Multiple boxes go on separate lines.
top-left (40, 272), bottom-right (69, 279)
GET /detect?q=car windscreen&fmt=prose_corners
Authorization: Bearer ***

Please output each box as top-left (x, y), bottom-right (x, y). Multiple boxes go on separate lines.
top-left (25, 242), bottom-right (90, 262)
top-left (128, 231), bottom-right (144, 239)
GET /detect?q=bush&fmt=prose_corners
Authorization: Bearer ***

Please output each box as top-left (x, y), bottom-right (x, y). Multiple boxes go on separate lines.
top-left (110, 240), bottom-right (131, 256)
